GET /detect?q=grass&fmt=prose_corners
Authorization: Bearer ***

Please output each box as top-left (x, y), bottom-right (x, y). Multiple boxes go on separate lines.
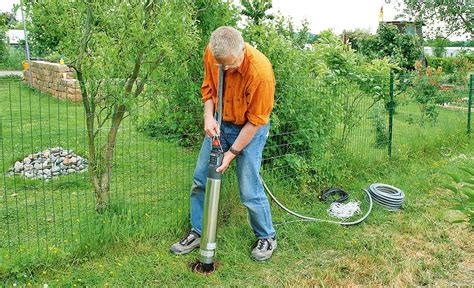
top-left (0, 78), bottom-right (473, 286)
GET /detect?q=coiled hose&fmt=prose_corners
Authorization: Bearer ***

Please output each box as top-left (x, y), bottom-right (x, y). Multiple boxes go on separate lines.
top-left (366, 183), bottom-right (405, 211)
top-left (261, 178), bottom-right (373, 226)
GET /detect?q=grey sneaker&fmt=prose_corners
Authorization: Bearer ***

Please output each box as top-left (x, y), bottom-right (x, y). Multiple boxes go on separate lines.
top-left (251, 237), bottom-right (277, 261)
top-left (170, 231), bottom-right (200, 255)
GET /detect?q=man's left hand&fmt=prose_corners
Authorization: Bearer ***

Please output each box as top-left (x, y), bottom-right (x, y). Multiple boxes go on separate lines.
top-left (216, 151), bottom-right (236, 174)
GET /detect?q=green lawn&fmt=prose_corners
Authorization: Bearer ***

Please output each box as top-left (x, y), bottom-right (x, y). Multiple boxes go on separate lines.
top-left (0, 79), bottom-right (473, 286)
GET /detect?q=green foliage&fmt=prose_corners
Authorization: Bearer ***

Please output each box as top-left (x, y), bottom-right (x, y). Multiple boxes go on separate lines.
top-left (425, 54), bottom-right (473, 84)
top-left (24, 3), bottom-right (67, 57)
top-left (0, 16), bottom-right (7, 63)
top-left (408, 65), bottom-right (452, 124)
top-left (241, 0), bottom-right (274, 26)
top-left (369, 102), bottom-right (388, 148)
top-left (443, 164), bottom-right (474, 229)
top-left (425, 39), bottom-right (474, 48)
top-left (399, 0), bottom-right (473, 38)
top-left (138, 0), bottom-right (239, 146)
top-left (431, 36), bottom-right (448, 57)
top-left (0, 46), bottom-right (25, 70)
top-left (354, 23), bottom-right (422, 71)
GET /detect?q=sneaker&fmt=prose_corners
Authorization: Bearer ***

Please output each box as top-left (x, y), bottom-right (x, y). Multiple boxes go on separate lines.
top-left (251, 237), bottom-right (277, 261)
top-left (170, 231), bottom-right (200, 255)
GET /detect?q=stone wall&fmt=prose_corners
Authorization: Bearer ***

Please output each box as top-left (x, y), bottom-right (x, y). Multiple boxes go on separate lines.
top-left (22, 60), bottom-right (82, 102)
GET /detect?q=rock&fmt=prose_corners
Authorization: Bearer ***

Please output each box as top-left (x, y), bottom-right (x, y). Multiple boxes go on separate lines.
top-left (51, 147), bottom-right (61, 153)
top-left (14, 161), bottom-right (23, 172)
top-left (63, 157), bottom-right (72, 165)
top-left (8, 147), bottom-right (88, 180)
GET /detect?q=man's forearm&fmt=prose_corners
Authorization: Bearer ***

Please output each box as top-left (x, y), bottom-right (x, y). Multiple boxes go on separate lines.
top-left (204, 99), bottom-right (214, 119)
top-left (231, 121), bottom-right (259, 151)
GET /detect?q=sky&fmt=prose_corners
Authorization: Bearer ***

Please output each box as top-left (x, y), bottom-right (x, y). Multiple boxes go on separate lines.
top-left (0, 0), bottom-right (467, 41)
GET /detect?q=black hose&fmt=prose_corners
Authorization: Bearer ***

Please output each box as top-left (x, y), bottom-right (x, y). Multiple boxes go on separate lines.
top-left (320, 187), bottom-right (349, 203)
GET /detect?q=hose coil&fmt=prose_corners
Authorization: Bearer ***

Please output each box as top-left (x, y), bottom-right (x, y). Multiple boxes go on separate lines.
top-left (366, 183), bottom-right (404, 211)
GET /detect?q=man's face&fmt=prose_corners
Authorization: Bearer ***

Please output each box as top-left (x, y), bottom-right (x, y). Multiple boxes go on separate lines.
top-left (216, 49), bottom-right (245, 72)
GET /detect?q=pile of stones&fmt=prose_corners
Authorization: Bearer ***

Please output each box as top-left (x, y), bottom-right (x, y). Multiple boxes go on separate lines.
top-left (7, 147), bottom-right (88, 180)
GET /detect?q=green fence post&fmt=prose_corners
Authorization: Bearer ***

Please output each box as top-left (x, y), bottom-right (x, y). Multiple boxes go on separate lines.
top-left (468, 74), bottom-right (473, 135)
top-left (388, 71), bottom-right (394, 157)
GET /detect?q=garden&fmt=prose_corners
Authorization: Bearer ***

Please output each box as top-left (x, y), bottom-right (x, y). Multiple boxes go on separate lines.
top-left (0, 0), bottom-right (473, 286)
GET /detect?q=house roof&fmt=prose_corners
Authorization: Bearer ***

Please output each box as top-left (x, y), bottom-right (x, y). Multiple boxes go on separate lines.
top-left (6, 29), bottom-right (26, 44)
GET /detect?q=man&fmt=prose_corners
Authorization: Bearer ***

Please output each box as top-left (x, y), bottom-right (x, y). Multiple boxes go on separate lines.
top-left (170, 26), bottom-right (276, 261)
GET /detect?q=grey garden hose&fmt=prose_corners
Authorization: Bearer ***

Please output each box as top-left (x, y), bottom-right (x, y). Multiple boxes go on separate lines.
top-left (366, 183), bottom-right (405, 211)
top-left (261, 178), bottom-right (374, 226)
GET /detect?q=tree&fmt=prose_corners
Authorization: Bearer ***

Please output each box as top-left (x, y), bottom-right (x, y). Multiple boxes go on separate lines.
top-left (354, 23), bottom-right (422, 71)
top-left (25, 0), bottom-right (197, 212)
top-left (241, 0), bottom-right (274, 26)
top-left (394, 0), bottom-right (473, 39)
top-left (431, 35), bottom-right (448, 57)
top-left (138, 0), bottom-right (239, 146)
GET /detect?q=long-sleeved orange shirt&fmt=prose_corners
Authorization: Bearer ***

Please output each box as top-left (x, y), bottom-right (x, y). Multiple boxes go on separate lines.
top-left (201, 43), bottom-right (275, 126)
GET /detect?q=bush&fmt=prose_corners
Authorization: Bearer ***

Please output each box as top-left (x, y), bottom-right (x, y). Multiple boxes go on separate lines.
top-left (352, 23), bottom-right (422, 72)
top-left (426, 54), bottom-right (472, 84)
top-left (137, 0), bottom-right (239, 147)
top-left (0, 46), bottom-right (25, 70)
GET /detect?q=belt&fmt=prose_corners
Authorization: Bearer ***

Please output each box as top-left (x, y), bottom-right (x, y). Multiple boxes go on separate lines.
top-left (222, 121), bottom-right (244, 128)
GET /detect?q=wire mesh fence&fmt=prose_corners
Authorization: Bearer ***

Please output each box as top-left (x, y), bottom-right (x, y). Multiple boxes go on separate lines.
top-left (0, 72), bottom-right (472, 271)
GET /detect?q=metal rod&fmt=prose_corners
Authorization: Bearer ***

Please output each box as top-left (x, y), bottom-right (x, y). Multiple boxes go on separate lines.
top-left (21, 3), bottom-right (32, 88)
top-left (388, 71), bottom-right (394, 157)
top-left (468, 74), bottom-right (473, 135)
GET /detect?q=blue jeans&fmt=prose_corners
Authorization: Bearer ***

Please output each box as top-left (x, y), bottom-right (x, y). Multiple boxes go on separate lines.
top-left (190, 122), bottom-right (276, 239)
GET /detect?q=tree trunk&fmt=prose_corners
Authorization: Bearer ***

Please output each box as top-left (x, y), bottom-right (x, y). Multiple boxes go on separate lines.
top-left (91, 103), bottom-right (126, 213)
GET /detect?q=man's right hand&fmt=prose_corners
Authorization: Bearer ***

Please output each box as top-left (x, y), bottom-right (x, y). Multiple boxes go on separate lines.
top-left (204, 114), bottom-right (219, 138)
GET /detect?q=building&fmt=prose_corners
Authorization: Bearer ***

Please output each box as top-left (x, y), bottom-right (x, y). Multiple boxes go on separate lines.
top-left (5, 29), bottom-right (25, 47)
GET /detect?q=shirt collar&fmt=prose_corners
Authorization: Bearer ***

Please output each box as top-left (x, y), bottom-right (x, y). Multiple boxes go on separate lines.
top-left (237, 43), bottom-right (250, 76)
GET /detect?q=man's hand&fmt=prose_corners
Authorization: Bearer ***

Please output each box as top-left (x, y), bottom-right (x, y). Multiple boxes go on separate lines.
top-left (216, 151), bottom-right (236, 174)
top-left (204, 114), bottom-right (219, 138)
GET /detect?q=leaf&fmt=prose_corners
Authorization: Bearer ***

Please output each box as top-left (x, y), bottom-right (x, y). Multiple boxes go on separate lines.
top-left (446, 173), bottom-right (461, 183)
top-left (462, 178), bottom-right (474, 185)
top-left (451, 219), bottom-right (467, 224)
top-left (459, 167), bottom-right (474, 176)
top-left (442, 184), bottom-right (458, 193)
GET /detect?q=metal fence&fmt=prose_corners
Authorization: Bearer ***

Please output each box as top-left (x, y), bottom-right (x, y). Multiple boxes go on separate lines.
top-left (0, 73), bottom-right (472, 273)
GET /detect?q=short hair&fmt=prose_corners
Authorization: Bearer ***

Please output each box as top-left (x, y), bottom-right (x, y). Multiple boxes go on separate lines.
top-left (209, 26), bottom-right (245, 59)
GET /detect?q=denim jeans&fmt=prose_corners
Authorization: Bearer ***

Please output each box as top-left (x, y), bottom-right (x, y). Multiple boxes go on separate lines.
top-left (190, 122), bottom-right (276, 239)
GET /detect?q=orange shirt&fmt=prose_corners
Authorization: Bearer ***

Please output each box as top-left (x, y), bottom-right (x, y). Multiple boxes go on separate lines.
top-left (201, 43), bottom-right (275, 126)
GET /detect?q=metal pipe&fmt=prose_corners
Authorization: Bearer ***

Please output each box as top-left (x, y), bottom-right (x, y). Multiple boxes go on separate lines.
top-left (199, 65), bottom-right (225, 272)
top-left (21, 4), bottom-right (32, 88)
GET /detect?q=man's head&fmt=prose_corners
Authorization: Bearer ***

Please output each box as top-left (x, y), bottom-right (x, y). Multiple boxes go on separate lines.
top-left (209, 26), bottom-right (245, 72)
